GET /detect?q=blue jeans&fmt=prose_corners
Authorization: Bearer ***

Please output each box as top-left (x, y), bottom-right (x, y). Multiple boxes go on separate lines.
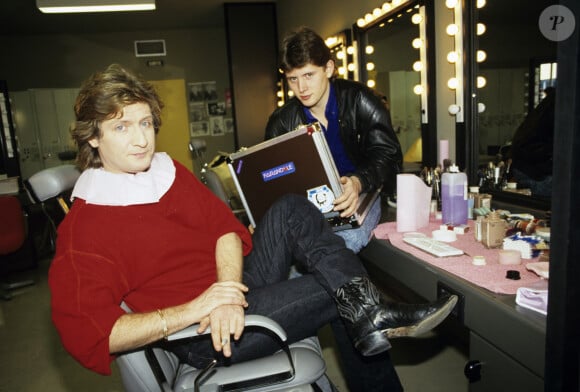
top-left (171, 194), bottom-right (403, 391)
top-left (335, 196), bottom-right (381, 253)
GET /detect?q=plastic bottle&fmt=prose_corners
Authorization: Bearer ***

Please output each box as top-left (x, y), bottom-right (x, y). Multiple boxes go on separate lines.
top-left (441, 164), bottom-right (468, 225)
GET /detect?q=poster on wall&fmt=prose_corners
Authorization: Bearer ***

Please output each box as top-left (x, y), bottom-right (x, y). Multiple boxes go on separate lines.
top-left (210, 117), bottom-right (224, 136)
top-left (189, 102), bottom-right (207, 121)
top-left (190, 121), bottom-right (209, 137)
top-left (208, 101), bottom-right (226, 116)
top-left (188, 81), bottom-right (218, 103)
top-left (187, 81), bottom-right (230, 138)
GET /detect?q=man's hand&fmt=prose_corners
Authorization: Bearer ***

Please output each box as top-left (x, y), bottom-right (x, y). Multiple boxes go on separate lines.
top-left (333, 176), bottom-right (362, 217)
top-left (198, 304), bottom-right (245, 357)
top-left (189, 281), bottom-right (248, 316)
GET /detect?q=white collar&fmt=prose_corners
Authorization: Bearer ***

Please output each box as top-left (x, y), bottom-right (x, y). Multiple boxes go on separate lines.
top-left (71, 152), bottom-right (176, 206)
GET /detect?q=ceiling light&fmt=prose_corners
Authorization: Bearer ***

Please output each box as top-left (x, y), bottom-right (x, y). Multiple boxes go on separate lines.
top-left (37, 0), bottom-right (155, 14)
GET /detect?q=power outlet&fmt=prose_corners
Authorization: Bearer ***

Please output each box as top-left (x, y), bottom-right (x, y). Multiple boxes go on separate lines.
top-left (437, 281), bottom-right (465, 323)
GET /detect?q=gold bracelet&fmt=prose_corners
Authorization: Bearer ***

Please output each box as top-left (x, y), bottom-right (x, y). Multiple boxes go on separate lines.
top-left (156, 309), bottom-right (168, 339)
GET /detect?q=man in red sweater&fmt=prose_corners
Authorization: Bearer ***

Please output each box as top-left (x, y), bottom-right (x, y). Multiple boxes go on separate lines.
top-left (49, 64), bottom-right (456, 390)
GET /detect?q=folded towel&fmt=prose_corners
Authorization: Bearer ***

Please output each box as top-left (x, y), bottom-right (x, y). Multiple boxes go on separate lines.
top-left (515, 279), bottom-right (549, 315)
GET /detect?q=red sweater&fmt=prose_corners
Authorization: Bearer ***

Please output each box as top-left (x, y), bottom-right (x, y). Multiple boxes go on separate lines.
top-left (48, 161), bottom-right (252, 375)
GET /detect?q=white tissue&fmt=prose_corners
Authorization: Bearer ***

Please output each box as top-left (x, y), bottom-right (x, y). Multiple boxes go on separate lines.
top-left (515, 279), bottom-right (549, 315)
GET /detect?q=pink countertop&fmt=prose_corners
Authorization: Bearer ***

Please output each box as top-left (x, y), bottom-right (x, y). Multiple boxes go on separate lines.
top-left (373, 220), bottom-right (546, 295)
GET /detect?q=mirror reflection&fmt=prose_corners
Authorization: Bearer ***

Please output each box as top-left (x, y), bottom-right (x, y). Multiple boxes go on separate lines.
top-left (360, 2), bottom-right (423, 171)
top-left (476, 0), bottom-right (556, 201)
top-left (325, 30), bottom-right (356, 81)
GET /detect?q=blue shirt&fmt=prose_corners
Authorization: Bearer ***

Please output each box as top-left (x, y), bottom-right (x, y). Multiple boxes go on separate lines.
top-left (303, 84), bottom-right (356, 176)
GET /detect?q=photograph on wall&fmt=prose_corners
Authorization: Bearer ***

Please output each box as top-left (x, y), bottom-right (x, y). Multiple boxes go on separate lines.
top-left (189, 102), bottom-right (207, 122)
top-left (208, 101), bottom-right (226, 116)
top-left (188, 81), bottom-right (218, 103)
top-left (224, 118), bottom-right (234, 133)
top-left (190, 121), bottom-right (209, 137)
top-left (209, 116), bottom-right (225, 136)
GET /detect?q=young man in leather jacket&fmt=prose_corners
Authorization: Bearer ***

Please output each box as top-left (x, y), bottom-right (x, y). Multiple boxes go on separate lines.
top-left (265, 27), bottom-right (407, 391)
top-left (265, 27), bottom-right (403, 253)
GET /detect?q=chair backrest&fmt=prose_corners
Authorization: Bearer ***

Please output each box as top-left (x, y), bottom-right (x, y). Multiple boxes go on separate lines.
top-left (203, 169), bottom-right (231, 206)
top-left (26, 164), bottom-right (80, 204)
top-left (0, 196), bottom-right (26, 255)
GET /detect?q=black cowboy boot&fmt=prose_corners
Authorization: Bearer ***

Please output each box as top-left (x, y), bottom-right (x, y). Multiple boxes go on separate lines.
top-left (334, 276), bottom-right (458, 356)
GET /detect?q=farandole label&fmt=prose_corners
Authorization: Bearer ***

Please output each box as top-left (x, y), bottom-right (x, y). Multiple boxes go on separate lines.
top-left (261, 162), bottom-right (295, 182)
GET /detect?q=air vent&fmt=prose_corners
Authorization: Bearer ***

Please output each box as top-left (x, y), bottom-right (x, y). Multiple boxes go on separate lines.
top-left (134, 39), bottom-right (166, 57)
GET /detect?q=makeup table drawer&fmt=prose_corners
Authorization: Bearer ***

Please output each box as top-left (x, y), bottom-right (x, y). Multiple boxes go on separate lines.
top-left (468, 332), bottom-right (543, 392)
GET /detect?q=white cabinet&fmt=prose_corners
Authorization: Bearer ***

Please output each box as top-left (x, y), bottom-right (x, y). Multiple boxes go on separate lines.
top-left (11, 88), bottom-right (78, 179)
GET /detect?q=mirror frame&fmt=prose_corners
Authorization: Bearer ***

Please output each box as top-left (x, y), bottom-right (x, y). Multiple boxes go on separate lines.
top-left (325, 29), bottom-right (356, 81)
top-left (352, 0), bottom-right (437, 168)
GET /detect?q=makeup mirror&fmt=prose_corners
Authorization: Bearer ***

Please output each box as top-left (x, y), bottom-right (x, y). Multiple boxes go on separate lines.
top-left (325, 29), bottom-right (357, 81)
top-left (354, 0), bottom-right (436, 171)
top-left (472, 0), bottom-right (556, 208)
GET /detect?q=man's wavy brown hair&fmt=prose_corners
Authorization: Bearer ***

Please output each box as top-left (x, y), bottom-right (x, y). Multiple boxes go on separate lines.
top-left (72, 64), bottom-right (164, 170)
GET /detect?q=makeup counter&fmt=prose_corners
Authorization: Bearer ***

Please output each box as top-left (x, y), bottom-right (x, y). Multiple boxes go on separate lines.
top-left (361, 199), bottom-right (549, 391)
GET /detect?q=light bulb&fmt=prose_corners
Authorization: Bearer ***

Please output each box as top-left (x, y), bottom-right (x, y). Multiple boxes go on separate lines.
top-left (477, 50), bottom-right (487, 63)
top-left (448, 104), bottom-right (461, 115)
top-left (373, 8), bottom-right (382, 17)
top-left (392, 0), bottom-right (402, 6)
top-left (325, 37), bottom-right (337, 47)
top-left (365, 13), bottom-right (373, 23)
top-left (367, 80), bottom-right (376, 88)
top-left (413, 61), bottom-right (423, 71)
top-left (336, 51), bottom-right (345, 60)
top-left (448, 77), bottom-right (459, 89)
top-left (365, 45), bottom-right (375, 54)
top-left (366, 62), bottom-right (375, 71)
top-left (288, 90), bottom-right (294, 97)
top-left (411, 13), bottom-right (423, 24)
top-left (277, 101), bottom-right (284, 107)
top-left (413, 85), bottom-right (424, 95)
top-left (478, 102), bottom-right (486, 113)
top-left (347, 63), bottom-right (355, 72)
top-left (477, 23), bottom-right (486, 35)
top-left (347, 46), bottom-right (355, 55)
top-left (412, 38), bottom-right (422, 49)
top-left (277, 91), bottom-right (283, 98)
top-left (447, 51), bottom-right (459, 63)
top-left (357, 18), bottom-right (366, 27)
top-left (477, 0), bottom-right (486, 8)
top-left (477, 76), bottom-right (487, 88)
top-left (446, 24), bottom-right (459, 36)
top-left (445, 0), bottom-right (458, 9)
top-left (338, 67), bottom-right (346, 75)
top-left (382, 2), bottom-right (392, 13)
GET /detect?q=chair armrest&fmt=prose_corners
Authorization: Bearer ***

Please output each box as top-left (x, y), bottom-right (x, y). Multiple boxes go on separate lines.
top-left (166, 315), bottom-right (287, 343)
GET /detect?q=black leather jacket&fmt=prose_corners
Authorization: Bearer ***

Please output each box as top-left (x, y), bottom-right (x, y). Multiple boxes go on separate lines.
top-left (265, 78), bottom-right (402, 195)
